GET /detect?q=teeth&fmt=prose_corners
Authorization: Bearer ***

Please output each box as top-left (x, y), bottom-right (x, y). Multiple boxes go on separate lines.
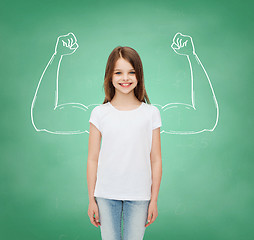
top-left (120, 83), bottom-right (131, 86)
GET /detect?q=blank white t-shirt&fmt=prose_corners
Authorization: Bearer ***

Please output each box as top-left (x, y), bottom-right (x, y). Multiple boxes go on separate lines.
top-left (89, 101), bottom-right (162, 200)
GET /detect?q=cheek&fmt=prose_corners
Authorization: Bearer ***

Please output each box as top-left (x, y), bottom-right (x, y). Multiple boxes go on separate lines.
top-left (133, 76), bottom-right (138, 83)
top-left (112, 78), bottom-right (119, 86)
top-left (112, 75), bottom-right (120, 81)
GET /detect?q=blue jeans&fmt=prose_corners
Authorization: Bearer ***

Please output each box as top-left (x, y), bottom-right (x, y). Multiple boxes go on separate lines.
top-left (95, 197), bottom-right (150, 240)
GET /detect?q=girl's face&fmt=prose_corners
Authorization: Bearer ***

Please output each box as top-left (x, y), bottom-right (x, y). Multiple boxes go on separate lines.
top-left (111, 58), bottom-right (138, 95)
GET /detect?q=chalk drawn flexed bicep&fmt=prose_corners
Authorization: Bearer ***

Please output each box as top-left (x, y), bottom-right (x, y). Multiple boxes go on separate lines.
top-left (31, 32), bottom-right (96, 135)
top-left (160, 32), bottom-right (219, 134)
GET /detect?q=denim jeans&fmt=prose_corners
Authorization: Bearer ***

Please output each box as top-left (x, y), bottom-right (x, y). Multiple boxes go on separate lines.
top-left (95, 197), bottom-right (150, 240)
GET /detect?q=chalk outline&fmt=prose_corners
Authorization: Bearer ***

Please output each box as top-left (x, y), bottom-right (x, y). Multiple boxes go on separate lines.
top-left (31, 32), bottom-right (219, 135)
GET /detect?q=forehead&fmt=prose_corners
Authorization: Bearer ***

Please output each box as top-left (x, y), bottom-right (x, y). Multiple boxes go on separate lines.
top-left (114, 58), bottom-right (134, 70)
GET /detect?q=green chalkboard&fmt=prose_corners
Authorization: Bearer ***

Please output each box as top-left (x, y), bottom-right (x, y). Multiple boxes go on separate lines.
top-left (1, 0), bottom-right (253, 239)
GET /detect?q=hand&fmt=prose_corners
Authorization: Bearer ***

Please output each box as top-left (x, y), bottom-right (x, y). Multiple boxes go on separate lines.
top-left (54, 32), bottom-right (79, 56)
top-left (88, 199), bottom-right (101, 228)
top-left (171, 32), bottom-right (195, 56)
top-left (145, 200), bottom-right (158, 227)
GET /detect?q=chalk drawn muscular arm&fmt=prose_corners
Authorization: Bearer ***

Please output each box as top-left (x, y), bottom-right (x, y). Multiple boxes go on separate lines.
top-left (158, 32), bottom-right (219, 134)
top-left (31, 33), bottom-right (95, 134)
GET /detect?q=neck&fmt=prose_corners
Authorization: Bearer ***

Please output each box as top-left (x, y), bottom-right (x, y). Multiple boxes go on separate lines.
top-left (111, 91), bottom-right (139, 106)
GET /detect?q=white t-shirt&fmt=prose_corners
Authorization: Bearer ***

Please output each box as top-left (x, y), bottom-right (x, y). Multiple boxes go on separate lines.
top-left (89, 101), bottom-right (162, 200)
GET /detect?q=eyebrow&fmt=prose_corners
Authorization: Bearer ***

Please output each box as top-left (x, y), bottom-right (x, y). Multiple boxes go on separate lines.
top-left (114, 69), bottom-right (135, 71)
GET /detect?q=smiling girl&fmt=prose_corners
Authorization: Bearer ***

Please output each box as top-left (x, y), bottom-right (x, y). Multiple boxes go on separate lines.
top-left (87, 46), bottom-right (162, 239)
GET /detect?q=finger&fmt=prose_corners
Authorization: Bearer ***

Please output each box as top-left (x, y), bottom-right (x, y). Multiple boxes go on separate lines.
top-left (183, 40), bottom-right (188, 46)
top-left (94, 218), bottom-right (100, 227)
top-left (171, 43), bottom-right (179, 49)
top-left (62, 40), bottom-right (67, 47)
top-left (70, 42), bottom-right (79, 50)
top-left (146, 213), bottom-right (152, 224)
top-left (172, 32), bottom-right (181, 44)
top-left (92, 216), bottom-right (100, 227)
top-left (67, 39), bottom-right (71, 48)
top-left (94, 210), bottom-right (101, 226)
top-left (151, 213), bottom-right (156, 223)
top-left (149, 213), bottom-right (153, 222)
top-left (181, 39), bottom-right (185, 47)
top-left (176, 38), bottom-right (180, 47)
top-left (145, 221), bottom-right (151, 227)
top-left (179, 38), bottom-right (183, 47)
top-left (69, 36), bottom-right (76, 47)
top-left (171, 43), bottom-right (180, 54)
top-left (67, 32), bottom-right (77, 44)
top-left (95, 216), bottom-right (100, 225)
top-left (95, 218), bottom-right (101, 226)
top-left (90, 217), bottom-right (96, 227)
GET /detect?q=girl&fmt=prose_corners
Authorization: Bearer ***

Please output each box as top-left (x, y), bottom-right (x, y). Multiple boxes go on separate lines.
top-left (87, 46), bottom-right (162, 240)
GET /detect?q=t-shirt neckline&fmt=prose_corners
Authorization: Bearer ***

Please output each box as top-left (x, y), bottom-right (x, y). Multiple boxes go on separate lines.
top-left (108, 102), bottom-right (144, 112)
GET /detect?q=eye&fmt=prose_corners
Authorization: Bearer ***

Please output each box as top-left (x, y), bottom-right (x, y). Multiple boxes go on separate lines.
top-left (114, 71), bottom-right (135, 75)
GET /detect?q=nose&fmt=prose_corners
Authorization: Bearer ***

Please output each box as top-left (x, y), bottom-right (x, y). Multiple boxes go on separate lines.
top-left (123, 73), bottom-right (129, 81)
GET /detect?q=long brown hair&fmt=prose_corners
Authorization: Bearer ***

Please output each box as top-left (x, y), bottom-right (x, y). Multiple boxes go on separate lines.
top-left (102, 46), bottom-right (151, 104)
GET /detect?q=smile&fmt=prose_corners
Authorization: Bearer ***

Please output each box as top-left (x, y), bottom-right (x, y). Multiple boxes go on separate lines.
top-left (119, 83), bottom-right (132, 87)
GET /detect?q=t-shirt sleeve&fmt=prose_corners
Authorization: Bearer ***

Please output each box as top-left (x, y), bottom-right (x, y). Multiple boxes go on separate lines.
top-left (152, 106), bottom-right (162, 130)
top-left (89, 106), bottom-right (101, 132)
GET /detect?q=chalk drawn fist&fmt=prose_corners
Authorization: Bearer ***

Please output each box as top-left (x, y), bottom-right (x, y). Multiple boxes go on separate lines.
top-left (54, 32), bottom-right (79, 56)
top-left (171, 32), bottom-right (195, 56)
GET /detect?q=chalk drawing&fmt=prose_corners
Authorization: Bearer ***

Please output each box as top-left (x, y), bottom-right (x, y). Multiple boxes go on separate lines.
top-left (31, 32), bottom-right (219, 135)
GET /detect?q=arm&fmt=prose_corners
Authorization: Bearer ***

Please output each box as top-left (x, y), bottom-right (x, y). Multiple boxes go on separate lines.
top-left (161, 32), bottom-right (219, 134)
top-left (87, 123), bottom-right (102, 227)
top-left (146, 127), bottom-right (162, 227)
top-left (31, 32), bottom-right (93, 134)
top-left (87, 123), bottom-right (101, 203)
